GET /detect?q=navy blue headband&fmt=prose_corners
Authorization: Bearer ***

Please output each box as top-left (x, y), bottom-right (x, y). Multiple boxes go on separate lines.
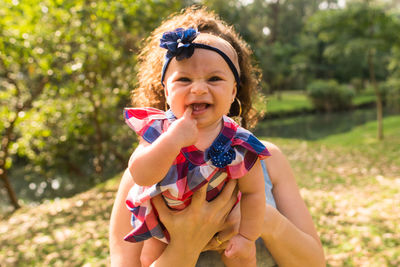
top-left (160, 28), bottom-right (240, 91)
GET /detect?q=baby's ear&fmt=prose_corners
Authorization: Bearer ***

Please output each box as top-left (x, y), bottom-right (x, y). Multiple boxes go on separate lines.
top-left (164, 88), bottom-right (170, 106)
top-left (231, 83), bottom-right (237, 102)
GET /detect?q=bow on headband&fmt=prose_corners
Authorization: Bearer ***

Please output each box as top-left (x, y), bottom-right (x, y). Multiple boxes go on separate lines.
top-left (160, 28), bottom-right (199, 61)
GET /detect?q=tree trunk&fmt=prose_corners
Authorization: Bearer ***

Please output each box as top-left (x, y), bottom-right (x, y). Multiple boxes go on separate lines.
top-left (270, 0), bottom-right (281, 96)
top-left (270, 0), bottom-right (280, 44)
top-left (276, 84), bottom-right (282, 101)
top-left (368, 49), bottom-right (384, 140)
top-left (0, 59), bottom-right (48, 211)
top-left (0, 120), bottom-right (20, 209)
top-left (0, 171), bottom-right (20, 210)
top-left (1, 115), bottom-right (20, 210)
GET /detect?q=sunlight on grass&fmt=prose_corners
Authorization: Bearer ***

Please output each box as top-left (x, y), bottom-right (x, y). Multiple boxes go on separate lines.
top-left (0, 173), bottom-right (121, 266)
top-left (263, 136), bottom-right (400, 266)
top-left (1, 117), bottom-right (399, 266)
top-left (263, 91), bottom-right (312, 114)
top-left (258, 115), bottom-right (399, 266)
top-left (257, 90), bottom-right (376, 115)
top-left (319, 115), bottom-right (400, 146)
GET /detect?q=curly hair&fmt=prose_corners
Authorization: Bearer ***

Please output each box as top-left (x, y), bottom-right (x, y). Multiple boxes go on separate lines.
top-left (131, 6), bottom-right (263, 129)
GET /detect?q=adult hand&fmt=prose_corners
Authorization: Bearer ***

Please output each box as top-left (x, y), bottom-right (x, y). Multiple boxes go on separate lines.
top-left (152, 179), bottom-right (239, 256)
top-left (203, 200), bottom-right (240, 251)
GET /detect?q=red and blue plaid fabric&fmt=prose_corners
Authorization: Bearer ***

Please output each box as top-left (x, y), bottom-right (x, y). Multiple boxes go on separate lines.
top-left (123, 108), bottom-right (271, 243)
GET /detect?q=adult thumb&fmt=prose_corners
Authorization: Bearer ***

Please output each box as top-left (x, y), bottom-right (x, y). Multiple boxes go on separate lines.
top-left (152, 195), bottom-right (171, 222)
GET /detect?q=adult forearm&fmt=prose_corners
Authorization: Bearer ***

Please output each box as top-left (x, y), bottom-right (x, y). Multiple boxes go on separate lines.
top-left (150, 241), bottom-right (200, 267)
top-left (109, 169), bottom-right (142, 267)
top-left (262, 207), bottom-right (325, 267)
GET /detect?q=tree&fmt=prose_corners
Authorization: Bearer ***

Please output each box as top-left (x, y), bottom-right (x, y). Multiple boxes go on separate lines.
top-left (306, 1), bottom-right (400, 140)
top-left (1, 0), bottom-right (183, 210)
top-left (0, 0), bottom-right (56, 209)
top-left (202, 0), bottom-right (342, 94)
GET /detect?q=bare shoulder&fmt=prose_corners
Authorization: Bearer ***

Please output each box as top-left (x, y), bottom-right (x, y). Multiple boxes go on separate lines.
top-left (259, 140), bottom-right (292, 186)
top-left (260, 140), bottom-right (283, 156)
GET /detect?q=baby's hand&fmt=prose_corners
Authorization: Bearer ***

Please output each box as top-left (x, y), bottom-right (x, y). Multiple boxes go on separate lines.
top-left (167, 107), bottom-right (198, 148)
top-left (224, 234), bottom-right (256, 260)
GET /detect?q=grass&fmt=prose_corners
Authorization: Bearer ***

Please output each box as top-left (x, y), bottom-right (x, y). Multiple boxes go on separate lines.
top-left (263, 91), bottom-right (312, 114)
top-left (352, 90), bottom-right (376, 106)
top-left (320, 115), bottom-right (399, 146)
top-left (258, 90), bottom-right (377, 116)
top-left (260, 115), bottom-right (400, 266)
top-left (1, 115), bottom-right (399, 266)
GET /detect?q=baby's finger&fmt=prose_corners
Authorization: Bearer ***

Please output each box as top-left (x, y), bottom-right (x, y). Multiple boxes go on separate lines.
top-left (182, 105), bottom-right (193, 119)
top-left (224, 241), bottom-right (236, 258)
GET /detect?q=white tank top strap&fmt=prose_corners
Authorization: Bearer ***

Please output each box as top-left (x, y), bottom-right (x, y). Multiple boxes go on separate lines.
top-left (261, 160), bottom-right (276, 208)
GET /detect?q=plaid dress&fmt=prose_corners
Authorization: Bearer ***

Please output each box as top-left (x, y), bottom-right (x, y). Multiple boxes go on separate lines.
top-left (123, 108), bottom-right (270, 243)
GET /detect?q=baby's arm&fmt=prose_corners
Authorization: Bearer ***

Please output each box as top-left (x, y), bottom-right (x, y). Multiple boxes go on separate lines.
top-left (224, 159), bottom-right (265, 259)
top-left (237, 159), bottom-right (266, 241)
top-left (129, 107), bottom-right (198, 186)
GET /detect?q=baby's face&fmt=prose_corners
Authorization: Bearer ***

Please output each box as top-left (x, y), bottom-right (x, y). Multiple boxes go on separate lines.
top-left (164, 35), bottom-right (238, 130)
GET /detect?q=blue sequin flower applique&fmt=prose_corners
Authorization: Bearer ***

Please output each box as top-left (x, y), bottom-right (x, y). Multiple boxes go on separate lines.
top-left (159, 28), bottom-right (199, 61)
top-left (207, 139), bottom-right (236, 168)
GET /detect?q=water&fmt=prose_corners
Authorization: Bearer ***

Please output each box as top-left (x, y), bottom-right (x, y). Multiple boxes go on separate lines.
top-left (254, 108), bottom-right (387, 140)
top-left (1, 167), bottom-right (115, 214)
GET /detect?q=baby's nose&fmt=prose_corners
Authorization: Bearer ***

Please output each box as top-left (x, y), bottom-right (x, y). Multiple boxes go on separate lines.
top-left (190, 82), bottom-right (208, 94)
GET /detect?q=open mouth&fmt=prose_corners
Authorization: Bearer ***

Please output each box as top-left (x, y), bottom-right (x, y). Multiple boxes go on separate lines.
top-left (191, 103), bottom-right (210, 112)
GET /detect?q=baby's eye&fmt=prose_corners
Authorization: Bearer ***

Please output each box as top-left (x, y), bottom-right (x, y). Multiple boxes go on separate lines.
top-left (209, 76), bottom-right (222, 82)
top-left (177, 77), bottom-right (191, 82)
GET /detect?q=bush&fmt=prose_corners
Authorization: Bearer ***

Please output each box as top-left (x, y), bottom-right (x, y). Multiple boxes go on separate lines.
top-left (350, 78), bottom-right (364, 92)
top-left (380, 79), bottom-right (400, 111)
top-left (307, 79), bottom-right (355, 112)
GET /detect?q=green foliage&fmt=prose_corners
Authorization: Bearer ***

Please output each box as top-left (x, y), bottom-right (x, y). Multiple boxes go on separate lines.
top-left (380, 78), bottom-right (400, 111)
top-left (306, 79), bottom-right (355, 112)
top-left (304, 1), bottom-right (400, 84)
top-left (350, 77), bottom-right (364, 92)
top-left (0, 0), bottom-right (184, 201)
top-left (202, 0), bottom-right (327, 93)
top-left (386, 39), bottom-right (400, 111)
top-left (206, 0), bottom-right (400, 94)
top-left (2, 0), bottom-right (400, 207)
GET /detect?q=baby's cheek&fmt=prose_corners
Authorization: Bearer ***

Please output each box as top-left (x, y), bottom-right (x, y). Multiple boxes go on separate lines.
top-left (170, 107), bottom-right (183, 119)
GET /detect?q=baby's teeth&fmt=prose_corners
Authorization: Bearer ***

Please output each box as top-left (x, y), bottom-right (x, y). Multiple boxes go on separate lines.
top-left (192, 104), bottom-right (203, 111)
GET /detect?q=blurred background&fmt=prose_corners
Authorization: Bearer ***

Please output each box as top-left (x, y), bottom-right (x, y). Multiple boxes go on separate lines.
top-left (1, 0), bottom-right (399, 266)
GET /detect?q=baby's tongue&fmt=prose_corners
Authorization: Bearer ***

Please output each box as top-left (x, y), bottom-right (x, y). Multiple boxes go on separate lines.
top-left (192, 103), bottom-right (207, 111)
